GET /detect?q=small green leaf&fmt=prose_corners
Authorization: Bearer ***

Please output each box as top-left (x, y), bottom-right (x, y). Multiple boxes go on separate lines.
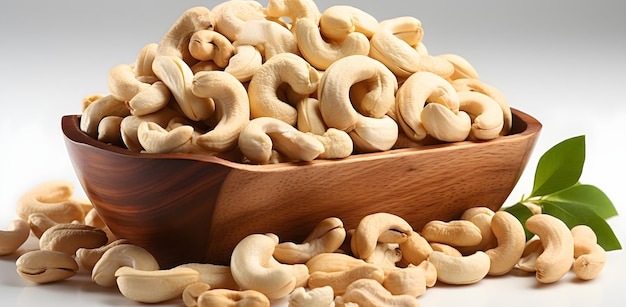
top-left (541, 200), bottom-right (622, 251)
top-left (530, 135), bottom-right (585, 197)
top-left (542, 184), bottom-right (618, 219)
top-left (502, 202), bottom-right (535, 241)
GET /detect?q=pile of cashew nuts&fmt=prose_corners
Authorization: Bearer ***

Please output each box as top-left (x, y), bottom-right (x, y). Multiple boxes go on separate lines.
top-left (80, 0), bottom-right (513, 164)
top-left (1, 181), bottom-right (608, 306)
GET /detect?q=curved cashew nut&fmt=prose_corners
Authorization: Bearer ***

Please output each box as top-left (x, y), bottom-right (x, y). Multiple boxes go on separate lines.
top-left (177, 263), bottom-right (239, 290)
top-left (421, 102), bottom-right (472, 142)
top-left (398, 231), bottom-right (433, 266)
top-left (39, 223), bottom-right (109, 255)
top-left (248, 53), bottom-right (319, 126)
top-left (16, 250), bottom-right (79, 284)
top-left (16, 180), bottom-right (86, 224)
top-left (211, 0), bottom-right (266, 41)
top-left (274, 217), bottom-right (346, 264)
top-left (350, 212), bottom-right (413, 260)
top-left (115, 266), bottom-right (200, 304)
top-left (428, 251), bottom-right (491, 285)
top-left (230, 233), bottom-right (309, 300)
top-left (484, 211), bottom-right (526, 275)
top-left (336, 278), bottom-right (420, 307)
top-left (76, 239), bottom-right (128, 272)
top-left (0, 219), bottom-right (30, 256)
top-left (421, 220), bottom-right (483, 247)
top-left (80, 95), bottom-right (130, 139)
top-left (452, 78), bottom-right (513, 135)
top-left (155, 6), bottom-right (213, 64)
top-left (137, 121), bottom-right (196, 154)
top-left (233, 20), bottom-right (299, 60)
top-left (96, 115), bottom-right (124, 146)
top-left (224, 45), bottom-right (263, 82)
top-left (349, 114), bottom-right (398, 152)
top-left (295, 17), bottom-right (370, 70)
top-left (319, 5), bottom-right (379, 42)
top-left (106, 63), bottom-right (171, 116)
top-left (525, 214), bottom-right (574, 283)
top-left (192, 70), bottom-right (251, 152)
top-left (265, 0), bottom-right (321, 27)
top-left (437, 53), bottom-right (480, 80)
top-left (288, 286), bottom-right (334, 307)
top-left (571, 225), bottom-right (606, 280)
top-left (310, 128), bottom-right (354, 159)
top-left (308, 263), bottom-right (385, 296)
top-left (395, 71), bottom-right (463, 142)
top-left (135, 43), bottom-right (158, 79)
top-left (120, 106), bottom-right (183, 151)
top-left (188, 30), bottom-right (234, 68)
top-left (458, 91), bottom-right (505, 140)
top-left (517, 238), bottom-right (544, 272)
top-left (238, 117), bottom-right (325, 163)
top-left (318, 55), bottom-right (397, 132)
top-left (91, 244), bottom-right (160, 287)
top-left (152, 55), bottom-right (215, 121)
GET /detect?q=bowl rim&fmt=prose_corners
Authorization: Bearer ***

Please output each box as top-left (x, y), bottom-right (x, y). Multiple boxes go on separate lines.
top-left (62, 108), bottom-right (542, 170)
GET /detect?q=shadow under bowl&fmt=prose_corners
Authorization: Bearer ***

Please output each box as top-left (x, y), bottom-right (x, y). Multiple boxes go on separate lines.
top-left (62, 108), bottom-right (541, 267)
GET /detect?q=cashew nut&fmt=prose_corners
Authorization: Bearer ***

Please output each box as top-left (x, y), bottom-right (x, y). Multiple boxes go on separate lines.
top-left (224, 45), bottom-right (263, 82)
top-left (306, 252), bottom-right (368, 274)
top-left (76, 239), bottom-right (128, 272)
top-left (135, 43), bottom-right (158, 79)
top-left (91, 244), bottom-right (160, 287)
top-left (39, 223), bottom-right (108, 255)
top-left (428, 250), bottom-right (491, 285)
top-left (348, 114), bottom-right (398, 152)
top-left (310, 128), bottom-right (354, 159)
top-left (525, 214), bottom-right (574, 283)
top-left (182, 282), bottom-right (211, 307)
top-left (288, 286), bottom-right (334, 307)
top-left (421, 220), bottom-right (483, 247)
top-left (191, 70), bottom-right (251, 152)
top-left (248, 52), bottom-right (319, 126)
top-left (195, 288), bottom-right (270, 307)
top-left (120, 106), bottom-right (182, 151)
top-left (420, 102), bottom-right (472, 142)
top-left (383, 265), bottom-right (429, 297)
top-left (155, 6), bottom-right (213, 64)
top-left (398, 231), bottom-right (433, 266)
top-left (295, 17), bottom-right (370, 70)
top-left (451, 78), bottom-right (513, 135)
top-left (177, 263), bottom-right (239, 290)
top-left (238, 117), bottom-right (325, 163)
top-left (457, 207), bottom-right (496, 254)
top-left (319, 5), bottom-right (379, 42)
top-left (211, 0), bottom-right (266, 41)
top-left (80, 94), bottom-right (130, 139)
top-left (230, 233), bottom-right (309, 300)
top-left (318, 55), bottom-right (397, 132)
top-left (233, 19), bottom-right (299, 61)
top-left (96, 115), bottom-right (124, 145)
top-left (458, 90), bottom-right (505, 140)
top-left (517, 238), bottom-right (544, 272)
top-left (274, 217), bottom-right (346, 264)
top-left (296, 97), bottom-right (326, 135)
top-left (484, 211), bottom-right (526, 275)
top-left (265, 0), bottom-right (321, 27)
top-left (350, 212), bottom-right (413, 260)
top-left (307, 262), bottom-right (385, 295)
top-left (571, 225), bottom-right (606, 280)
top-left (16, 180), bottom-right (86, 224)
top-left (27, 212), bottom-right (58, 238)
top-left (16, 250), bottom-right (79, 284)
top-left (188, 30), bottom-right (234, 67)
top-left (0, 219), bottom-right (30, 256)
top-left (437, 53), bottom-right (480, 81)
top-left (430, 242), bottom-right (463, 257)
top-left (106, 63), bottom-right (171, 116)
top-left (137, 121), bottom-right (196, 154)
top-left (115, 266), bottom-right (200, 303)
top-left (335, 278), bottom-right (420, 307)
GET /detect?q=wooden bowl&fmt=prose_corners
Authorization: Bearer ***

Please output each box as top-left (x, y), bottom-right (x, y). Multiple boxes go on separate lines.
top-left (62, 109), bottom-right (541, 267)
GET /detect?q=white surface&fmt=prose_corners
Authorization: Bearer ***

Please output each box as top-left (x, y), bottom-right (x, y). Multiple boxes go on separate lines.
top-left (1, 0), bottom-right (625, 306)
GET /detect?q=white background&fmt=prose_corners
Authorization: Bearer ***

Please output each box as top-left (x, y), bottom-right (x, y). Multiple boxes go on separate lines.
top-left (1, 0), bottom-right (625, 306)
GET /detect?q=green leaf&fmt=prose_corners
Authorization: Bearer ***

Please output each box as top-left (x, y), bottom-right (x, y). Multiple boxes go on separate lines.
top-left (502, 202), bottom-right (535, 241)
top-left (541, 200), bottom-right (622, 251)
top-left (530, 135), bottom-right (585, 197)
top-left (542, 184), bottom-right (618, 219)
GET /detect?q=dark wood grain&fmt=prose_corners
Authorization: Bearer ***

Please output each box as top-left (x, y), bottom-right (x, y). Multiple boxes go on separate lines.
top-left (62, 109), bottom-right (541, 267)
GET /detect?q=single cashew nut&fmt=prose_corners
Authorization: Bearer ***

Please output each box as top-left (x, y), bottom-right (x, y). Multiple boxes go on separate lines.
top-left (97, 115), bottom-right (125, 145)
top-left (191, 70), bottom-right (251, 152)
top-left (238, 117), bottom-right (325, 163)
top-left (274, 217), bottom-right (346, 264)
top-left (295, 17), bottom-right (370, 70)
top-left (571, 225), bottom-right (606, 280)
top-left (115, 266), bottom-right (200, 303)
top-left (135, 43), bottom-right (158, 78)
top-left (484, 211), bottom-right (526, 275)
top-left (452, 78), bottom-right (513, 135)
top-left (91, 244), bottom-right (160, 287)
top-left (137, 121), bottom-right (196, 154)
top-left (420, 102), bottom-right (472, 142)
top-left (0, 219), bottom-right (30, 256)
top-left (458, 91), bottom-right (505, 140)
top-left (318, 55), bottom-right (397, 132)
top-left (76, 239), bottom-right (128, 272)
top-left (39, 223), bottom-right (108, 256)
top-left (195, 288), bottom-right (270, 307)
top-left (525, 214), bottom-right (574, 283)
top-left (310, 128), bottom-right (354, 159)
top-left (230, 233), bottom-right (309, 300)
top-left (398, 231), bottom-right (433, 266)
top-left (348, 114), bottom-right (398, 152)
top-left (421, 220), bottom-right (483, 247)
top-left (106, 63), bottom-right (171, 116)
top-left (350, 212), bottom-right (413, 260)
top-left (319, 5), bottom-right (379, 42)
top-left (335, 278), bottom-right (420, 307)
top-left (120, 106), bottom-right (183, 151)
top-left (224, 45), bottom-right (263, 82)
top-left (428, 251), bottom-right (491, 285)
top-left (248, 53), bottom-right (319, 126)
top-left (16, 250), bottom-right (79, 283)
top-left (155, 6), bottom-right (213, 64)
top-left (288, 286), bottom-right (334, 307)
top-left (188, 30), bottom-right (234, 67)
top-left (307, 263), bottom-right (385, 296)
top-left (177, 263), bottom-right (239, 290)
top-left (16, 180), bottom-right (86, 224)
